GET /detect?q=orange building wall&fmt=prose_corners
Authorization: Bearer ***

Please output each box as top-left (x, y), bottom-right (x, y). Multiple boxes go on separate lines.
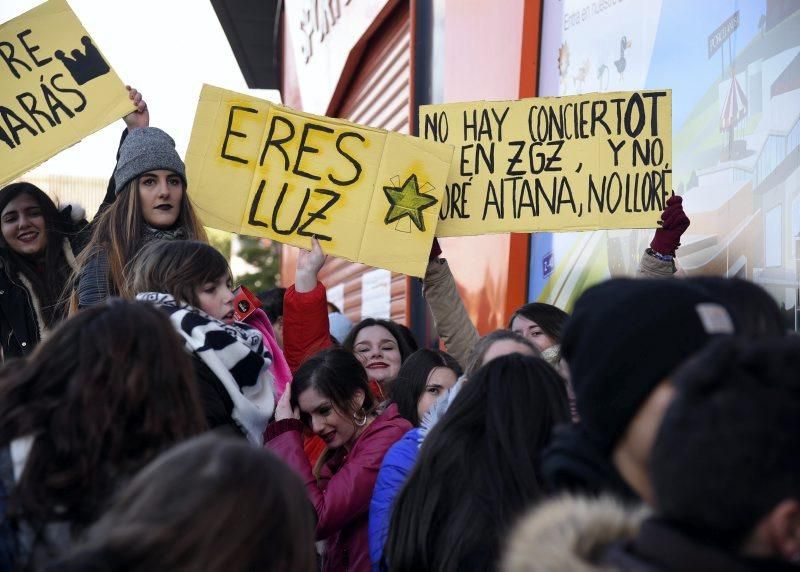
top-left (280, 0), bottom-right (545, 334)
top-left (436, 0), bottom-right (542, 333)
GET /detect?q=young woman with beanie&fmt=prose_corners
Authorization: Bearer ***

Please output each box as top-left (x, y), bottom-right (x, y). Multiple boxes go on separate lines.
top-left (266, 348), bottom-right (411, 572)
top-left (0, 300), bottom-right (207, 570)
top-left (74, 125), bottom-right (206, 308)
top-left (0, 183), bottom-right (86, 361)
top-left (382, 354), bottom-right (571, 571)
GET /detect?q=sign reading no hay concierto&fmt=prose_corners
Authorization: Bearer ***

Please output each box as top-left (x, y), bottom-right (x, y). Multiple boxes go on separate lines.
top-left (421, 90), bottom-right (672, 237)
top-left (0, 0), bottom-right (134, 186)
top-left (185, 84), bottom-right (454, 277)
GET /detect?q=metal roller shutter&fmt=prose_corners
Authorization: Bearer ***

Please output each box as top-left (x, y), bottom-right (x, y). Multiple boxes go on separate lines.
top-left (318, 2), bottom-right (412, 326)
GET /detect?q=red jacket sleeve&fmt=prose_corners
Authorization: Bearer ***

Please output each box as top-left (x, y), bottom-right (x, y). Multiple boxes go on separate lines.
top-left (267, 419), bottom-right (408, 540)
top-left (283, 282), bottom-right (333, 374)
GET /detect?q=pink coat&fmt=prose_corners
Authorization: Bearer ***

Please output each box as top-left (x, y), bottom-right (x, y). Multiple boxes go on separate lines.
top-left (266, 404), bottom-right (411, 571)
top-left (243, 308), bottom-right (292, 399)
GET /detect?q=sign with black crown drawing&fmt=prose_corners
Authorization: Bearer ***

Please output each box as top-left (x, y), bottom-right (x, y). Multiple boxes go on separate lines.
top-left (0, 0), bottom-right (134, 186)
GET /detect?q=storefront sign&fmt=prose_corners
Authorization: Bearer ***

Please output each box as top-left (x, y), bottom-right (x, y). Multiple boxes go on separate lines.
top-left (186, 84), bottom-right (453, 277)
top-left (708, 11), bottom-right (739, 59)
top-left (284, 0), bottom-right (392, 115)
top-left (420, 90), bottom-right (671, 237)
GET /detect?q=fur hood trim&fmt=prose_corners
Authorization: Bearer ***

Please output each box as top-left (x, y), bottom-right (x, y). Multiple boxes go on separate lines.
top-left (60, 202), bottom-right (86, 224)
top-left (62, 237), bottom-right (79, 273)
top-left (15, 272), bottom-right (46, 342)
top-left (502, 495), bottom-right (649, 572)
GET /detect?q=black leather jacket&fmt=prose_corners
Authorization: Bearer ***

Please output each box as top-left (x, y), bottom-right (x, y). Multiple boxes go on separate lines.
top-left (0, 257), bottom-right (41, 361)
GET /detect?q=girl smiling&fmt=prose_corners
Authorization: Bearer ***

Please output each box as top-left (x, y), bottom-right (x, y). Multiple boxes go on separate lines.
top-left (0, 183), bottom-right (84, 360)
top-left (267, 348), bottom-right (411, 572)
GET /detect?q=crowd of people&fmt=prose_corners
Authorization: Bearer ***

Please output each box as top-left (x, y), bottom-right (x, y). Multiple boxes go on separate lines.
top-left (0, 90), bottom-right (797, 572)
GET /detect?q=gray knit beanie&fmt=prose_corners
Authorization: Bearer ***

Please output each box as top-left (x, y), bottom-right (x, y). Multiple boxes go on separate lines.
top-left (113, 127), bottom-right (187, 194)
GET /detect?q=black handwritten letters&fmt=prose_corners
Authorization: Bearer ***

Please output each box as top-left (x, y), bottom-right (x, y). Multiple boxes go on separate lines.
top-left (0, 20), bottom-right (117, 153)
top-left (222, 108), bottom-right (367, 241)
top-left (422, 90), bottom-right (671, 232)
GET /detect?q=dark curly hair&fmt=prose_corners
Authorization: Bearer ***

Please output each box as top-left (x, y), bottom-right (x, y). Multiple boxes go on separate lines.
top-left (0, 299), bottom-right (207, 538)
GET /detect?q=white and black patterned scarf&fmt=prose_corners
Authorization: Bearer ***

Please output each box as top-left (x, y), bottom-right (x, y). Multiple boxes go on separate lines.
top-left (136, 292), bottom-right (275, 445)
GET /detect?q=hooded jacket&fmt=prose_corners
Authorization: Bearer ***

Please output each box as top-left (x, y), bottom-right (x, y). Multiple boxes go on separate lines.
top-left (283, 281), bottom-right (332, 374)
top-left (0, 236), bottom-right (81, 362)
top-left (267, 404), bottom-right (411, 572)
top-left (503, 495), bottom-right (796, 572)
top-left (502, 495), bottom-right (647, 572)
top-left (540, 423), bottom-right (638, 501)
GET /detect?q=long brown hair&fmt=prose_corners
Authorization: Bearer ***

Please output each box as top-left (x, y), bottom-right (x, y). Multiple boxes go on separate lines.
top-left (57, 433), bottom-right (317, 572)
top-left (74, 176), bottom-right (207, 300)
top-left (0, 299), bottom-right (207, 533)
top-left (0, 182), bottom-right (78, 326)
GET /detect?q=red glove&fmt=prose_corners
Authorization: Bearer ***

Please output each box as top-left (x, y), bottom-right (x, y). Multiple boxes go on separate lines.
top-left (650, 194), bottom-right (690, 256)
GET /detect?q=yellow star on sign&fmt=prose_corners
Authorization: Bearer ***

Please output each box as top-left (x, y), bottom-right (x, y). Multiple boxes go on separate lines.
top-left (383, 174), bottom-right (437, 232)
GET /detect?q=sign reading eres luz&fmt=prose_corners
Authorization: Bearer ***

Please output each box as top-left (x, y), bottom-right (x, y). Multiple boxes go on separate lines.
top-left (185, 85), bottom-right (454, 277)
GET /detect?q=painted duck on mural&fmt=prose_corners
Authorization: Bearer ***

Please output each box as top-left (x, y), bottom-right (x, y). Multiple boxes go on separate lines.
top-left (614, 35), bottom-right (632, 81)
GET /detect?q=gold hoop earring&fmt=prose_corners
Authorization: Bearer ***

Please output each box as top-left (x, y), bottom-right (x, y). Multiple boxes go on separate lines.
top-left (353, 408), bottom-right (367, 427)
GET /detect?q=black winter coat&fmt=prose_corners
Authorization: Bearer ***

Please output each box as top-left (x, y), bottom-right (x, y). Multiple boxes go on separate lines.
top-left (0, 259), bottom-right (41, 360)
top-left (0, 222), bottom-right (87, 361)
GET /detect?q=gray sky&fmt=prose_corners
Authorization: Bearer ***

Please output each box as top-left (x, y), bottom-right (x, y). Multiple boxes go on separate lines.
top-left (1, 0), bottom-right (281, 179)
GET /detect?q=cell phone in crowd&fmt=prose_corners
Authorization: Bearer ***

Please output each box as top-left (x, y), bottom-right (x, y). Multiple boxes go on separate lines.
top-left (232, 285), bottom-right (262, 322)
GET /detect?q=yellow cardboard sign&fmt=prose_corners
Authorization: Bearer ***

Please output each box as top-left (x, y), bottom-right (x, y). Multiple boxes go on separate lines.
top-left (420, 90), bottom-right (672, 236)
top-left (0, 0), bottom-right (134, 186)
top-left (186, 84), bottom-right (454, 277)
